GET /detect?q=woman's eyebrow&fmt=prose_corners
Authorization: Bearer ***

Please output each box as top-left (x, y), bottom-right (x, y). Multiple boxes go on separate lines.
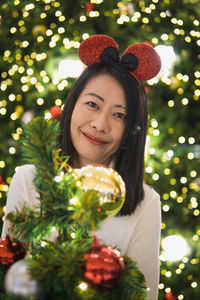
top-left (86, 92), bottom-right (104, 102)
top-left (86, 93), bottom-right (127, 109)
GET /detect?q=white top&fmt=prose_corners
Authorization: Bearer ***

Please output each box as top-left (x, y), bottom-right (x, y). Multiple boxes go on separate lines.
top-left (2, 164), bottom-right (161, 300)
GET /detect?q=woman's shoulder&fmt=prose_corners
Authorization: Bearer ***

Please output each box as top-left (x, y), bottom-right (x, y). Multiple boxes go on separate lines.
top-left (12, 164), bottom-right (36, 184)
top-left (143, 182), bottom-right (160, 201)
top-left (138, 182), bottom-right (161, 212)
top-left (15, 164), bottom-right (36, 173)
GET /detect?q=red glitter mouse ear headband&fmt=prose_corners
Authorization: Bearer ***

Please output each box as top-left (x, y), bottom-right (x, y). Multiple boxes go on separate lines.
top-left (78, 34), bottom-right (161, 82)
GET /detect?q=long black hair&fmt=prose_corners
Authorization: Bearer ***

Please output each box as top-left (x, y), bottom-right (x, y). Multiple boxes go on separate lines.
top-left (59, 63), bottom-right (148, 215)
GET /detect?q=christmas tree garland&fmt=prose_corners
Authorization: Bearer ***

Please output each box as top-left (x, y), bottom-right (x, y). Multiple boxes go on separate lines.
top-left (0, 117), bottom-right (147, 299)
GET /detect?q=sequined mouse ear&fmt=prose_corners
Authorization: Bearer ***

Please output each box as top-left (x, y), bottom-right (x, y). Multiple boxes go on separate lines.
top-left (122, 43), bottom-right (161, 81)
top-left (78, 34), bottom-right (119, 66)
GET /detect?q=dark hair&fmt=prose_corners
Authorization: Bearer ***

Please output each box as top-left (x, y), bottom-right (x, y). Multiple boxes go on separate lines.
top-left (59, 63), bottom-right (148, 215)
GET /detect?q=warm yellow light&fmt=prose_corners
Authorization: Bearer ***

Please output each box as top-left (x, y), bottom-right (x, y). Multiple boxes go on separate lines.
top-left (89, 11), bottom-right (100, 17)
top-left (0, 161), bottom-right (5, 168)
top-left (191, 282), bottom-right (197, 288)
top-left (180, 177), bottom-right (187, 184)
top-left (37, 36), bottom-right (44, 42)
top-left (18, 66), bottom-right (25, 73)
top-left (40, 13), bottom-right (47, 19)
top-left (151, 119), bottom-right (158, 127)
top-left (43, 76), bottom-right (49, 83)
top-left (182, 187), bottom-right (188, 193)
top-left (194, 89), bottom-right (200, 96)
top-left (142, 17), bottom-right (149, 24)
top-left (163, 205), bottom-right (169, 212)
top-left (59, 16), bottom-right (65, 22)
top-left (25, 3), bottom-right (35, 10)
top-left (177, 197), bottom-right (183, 203)
top-left (37, 98), bottom-right (44, 105)
top-left (194, 20), bottom-right (199, 26)
top-left (163, 193), bottom-right (169, 200)
top-left (79, 282), bottom-right (88, 291)
top-left (193, 235), bottom-right (198, 241)
top-left (55, 10), bottom-right (62, 17)
top-left (161, 34), bottom-right (168, 41)
top-left (170, 179), bottom-right (176, 185)
top-left (37, 85), bottom-right (45, 93)
top-left (185, 36), bottom-right (191, 43)
top-left (188, 152), bottom-right (194, 159)
top-left (153, 129), bottom-right (160, 136)
top-left (188, 137), bottom-right (195, 144)
top-left (190, 170), bottom-right (197, 177)
top-left (152, 38), bottom-right (158, 44)
top-left (71, 232), bottom-right (76, 239)
top-left (80, 15), bottom-right (86, 22)
top-left (165, 271), bottom-right (172, 277)
top-left (9, 147), bottom-right (16, 154)
top-left (170, 191), bottom-right (177, 198)
top-left (30, 77), bottom-right (37, 84)
top-left (152, 173), bottom-right (159, 181)
top-left (177, 19), bottom-right (183, 26)
top-left (146, 166), bottom-right (152, 173)
top-left (178, 136), bottom-right (185, 144)
top-left (168, 100), bottom-right (174, 107)
top-left (177, 88), bottom-right (184, 95)
top-left (159, 283), bottom-right (164, 289)
top-left (195, 79), bottom-right (200, 86)
top-left (160, 12), bottom-right (166, 18)
top-left (55, 99), bottom-right (62, 106)
top-left (149, 148), bottom-right (156, 155)
top-left (182, 97), bottom-right (188, 105)
top-left (16, 127), bottom-right (23, 134)
top-left (69, 197), bottom-right (78, 205)
top-left (164, 168), bottom-right (170, 175)
top-left (145, 8), bottom-right (151, 13)
top-left (10, 27), bottom-right (17, 34)
top-left (0, 108), bottom-right (7, 115)
top-left (194, 210), bottom-right (200, 216)
top-left (22, 85), bottom-right (29, 92)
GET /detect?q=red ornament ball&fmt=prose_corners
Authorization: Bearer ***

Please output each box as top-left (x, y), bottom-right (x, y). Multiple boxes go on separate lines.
top-left (84, 237), bottom-right (124, 289)
top-left (49, 105), bottom-right (62, 120)
top-left (0, 175), bottom-right (4, 184)
top-left (0, 235), bottom-right (26, 268)
top-left (165, 292), bottom-right (177, 300)
top-left (85, 2), bottom-right (95, 12)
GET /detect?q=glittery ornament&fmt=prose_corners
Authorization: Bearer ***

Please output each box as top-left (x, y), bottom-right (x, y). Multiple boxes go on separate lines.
top-left (85, 2), bottom-right (95, 12)
top-left (0, 235), bottom-right (26, 268)
top-left (84, 236), bottom-right (124, 289)
top-left (49, 105), bottom-right (62, 120)
top-left (5, 259), bottom-right (39, 299)
top-left (74, 165), bottom-right (126, 217)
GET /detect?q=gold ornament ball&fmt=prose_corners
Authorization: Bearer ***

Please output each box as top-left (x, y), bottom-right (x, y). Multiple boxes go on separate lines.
top-left (74, 165), bottom-right (126, 218)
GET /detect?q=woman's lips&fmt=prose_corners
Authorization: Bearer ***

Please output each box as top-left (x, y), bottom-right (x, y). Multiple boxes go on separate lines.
top-left (82, 132), bottom-right (106, 145)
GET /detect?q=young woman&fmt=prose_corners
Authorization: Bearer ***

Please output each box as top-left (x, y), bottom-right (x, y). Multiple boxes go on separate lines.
top-left (2, 35), bottom-right (161, 300)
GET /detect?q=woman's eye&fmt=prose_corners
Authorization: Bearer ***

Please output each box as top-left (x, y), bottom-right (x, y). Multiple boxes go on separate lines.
top-left (87, 101), bottom-right (99, 109)
top-left (114, 112), bottom-right (126, 120)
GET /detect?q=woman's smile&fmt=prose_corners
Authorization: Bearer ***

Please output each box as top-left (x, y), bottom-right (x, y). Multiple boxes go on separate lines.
top-left (81, 131), bottom-right (107, 145)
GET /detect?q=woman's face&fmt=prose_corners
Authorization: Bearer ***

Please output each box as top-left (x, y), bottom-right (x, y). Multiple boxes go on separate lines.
top-left (70, 73), bottom-right (127, 168)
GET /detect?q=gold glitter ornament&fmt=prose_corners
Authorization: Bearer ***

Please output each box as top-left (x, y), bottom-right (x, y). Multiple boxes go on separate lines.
top-left (74, 165), bottom-right (126, 218)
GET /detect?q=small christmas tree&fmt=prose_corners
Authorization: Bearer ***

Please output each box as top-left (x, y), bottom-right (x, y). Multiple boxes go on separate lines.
top-left (0, 116), bottom-right (147, 300)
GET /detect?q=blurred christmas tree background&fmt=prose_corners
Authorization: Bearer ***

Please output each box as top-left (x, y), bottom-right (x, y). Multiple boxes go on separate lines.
top-left (0, 0), bottom-right (199, 299)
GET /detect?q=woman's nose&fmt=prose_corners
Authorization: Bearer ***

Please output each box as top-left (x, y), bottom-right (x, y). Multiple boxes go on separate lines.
top-left (90, 113), bottom-right (110, 132)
